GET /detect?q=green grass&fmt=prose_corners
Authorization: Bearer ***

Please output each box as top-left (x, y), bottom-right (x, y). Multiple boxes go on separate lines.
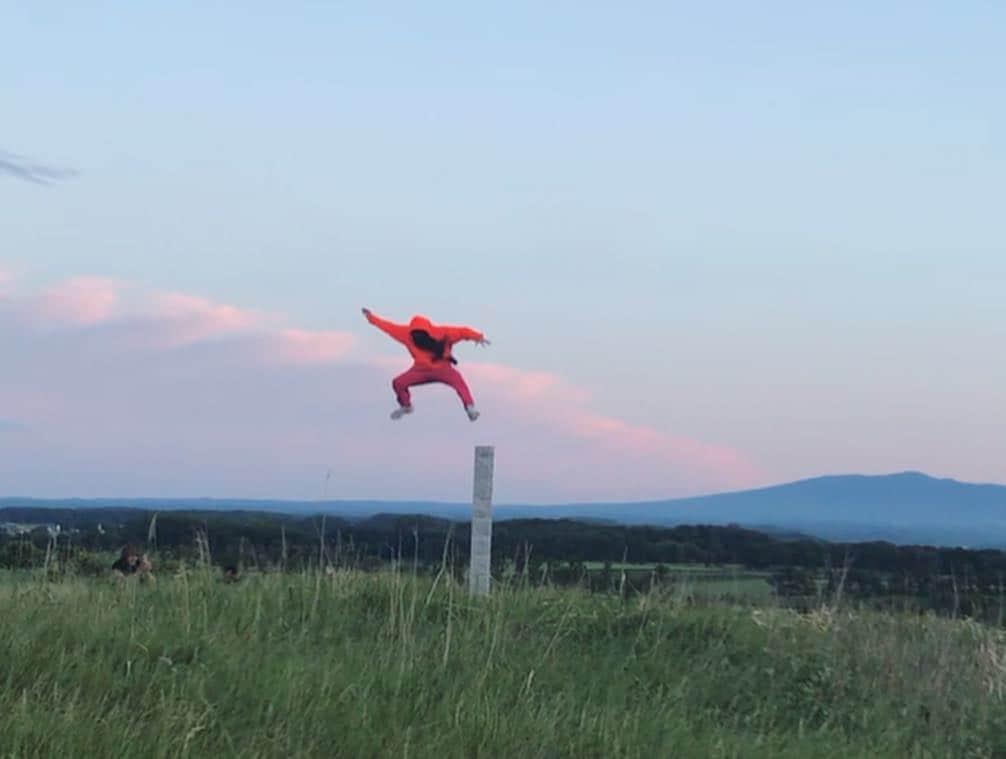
top-left (581, 562), bottom-right (752, 573)
top-left (1, 567), bottom-right (1005, 757)
top-left (678, 576), bottom-right (776, 600)
top-left (579, 562), bottom-right (775, 600)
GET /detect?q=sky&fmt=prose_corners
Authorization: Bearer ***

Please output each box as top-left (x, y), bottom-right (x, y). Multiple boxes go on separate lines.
top-left (2, 2), bottom-right (1004, 502)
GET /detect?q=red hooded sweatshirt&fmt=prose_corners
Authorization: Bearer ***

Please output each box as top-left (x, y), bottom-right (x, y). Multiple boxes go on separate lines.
top-left (366, 312), bottom-right (484, 368)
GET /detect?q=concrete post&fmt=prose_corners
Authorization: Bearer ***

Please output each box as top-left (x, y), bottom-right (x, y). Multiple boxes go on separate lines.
top-left (469, 445), bottom-right (494, 596)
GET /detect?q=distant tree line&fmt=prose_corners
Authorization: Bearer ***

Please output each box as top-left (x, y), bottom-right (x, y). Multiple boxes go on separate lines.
top-left (0, 509), bottom-right (1003, 576)
top-left (4, 509), bottom-right (1006, 621)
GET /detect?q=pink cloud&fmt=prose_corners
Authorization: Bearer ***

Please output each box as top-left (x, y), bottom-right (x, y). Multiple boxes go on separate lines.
top-left (152, 292), bottom-right (258, 330)
top-left (269, 329), bottom-right (356, 364)
top-left (145, 291), bottom-right (264, 347)
top-left (35, 277), bottom-right (122, 326)
top-left (3, 276), bottom-right (354, 365)
top-left (0, 272), bottom-right (766, 500)
top-left (466, 362), bottom-right (590, 404)
top-left (561, 410), bottom-right (761, 488)
top-left (464, 362), bottom-right (761, 491)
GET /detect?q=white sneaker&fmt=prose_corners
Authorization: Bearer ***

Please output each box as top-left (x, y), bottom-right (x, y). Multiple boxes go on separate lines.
top-left (390, 405), bottom-right (414, 420)
top-left (465, 405), bottom-right (480, 422)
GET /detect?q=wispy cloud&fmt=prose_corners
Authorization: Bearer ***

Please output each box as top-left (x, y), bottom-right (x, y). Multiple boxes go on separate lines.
top-left (465, 363), bottom-right (761, 491)
top-left (0, 150), bottom-right (78, 184)
top-left (35, 277), bottom-right (123, 326)
top-left (0, 273), bottom-right (764, 500)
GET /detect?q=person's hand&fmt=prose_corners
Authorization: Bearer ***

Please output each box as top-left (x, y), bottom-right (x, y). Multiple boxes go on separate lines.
top-left (477, 337), bottom-right (491, 347)
top-left (361, 307), bottom-right (371, 318)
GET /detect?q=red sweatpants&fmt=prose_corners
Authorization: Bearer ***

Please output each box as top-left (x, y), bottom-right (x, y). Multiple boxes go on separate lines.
top-left (392, 364), bottom-right (474, 408)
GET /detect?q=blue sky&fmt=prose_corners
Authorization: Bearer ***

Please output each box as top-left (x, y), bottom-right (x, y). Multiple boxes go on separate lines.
top-left (2, 2), bottom-right (1004, 499)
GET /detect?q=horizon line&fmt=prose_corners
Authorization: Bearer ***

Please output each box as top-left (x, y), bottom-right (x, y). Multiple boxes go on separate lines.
top-left (1, 470), bottom-right (1003, 509)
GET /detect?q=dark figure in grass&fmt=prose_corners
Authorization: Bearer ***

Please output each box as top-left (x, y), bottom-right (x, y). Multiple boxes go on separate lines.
top-left (111, 545), bottom-right (152, 578)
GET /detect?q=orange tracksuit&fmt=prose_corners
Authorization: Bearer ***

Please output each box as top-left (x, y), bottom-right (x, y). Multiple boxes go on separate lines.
top-left (366, 312), bottom-right (484, 408)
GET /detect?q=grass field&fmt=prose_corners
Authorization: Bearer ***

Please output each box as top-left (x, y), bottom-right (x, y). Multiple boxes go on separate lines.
top-left (581, 562), bottom-right (752, 573)
top-left (580, 562), bottom-right (775, 600)
top-left (2, 567), bottom-right (1005, 757)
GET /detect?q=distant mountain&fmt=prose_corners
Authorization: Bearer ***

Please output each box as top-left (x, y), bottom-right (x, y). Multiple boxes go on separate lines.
top-left (528, 472), bottom-right (1006, 546)
top-left (3, 472), bottom-right (1005, 547)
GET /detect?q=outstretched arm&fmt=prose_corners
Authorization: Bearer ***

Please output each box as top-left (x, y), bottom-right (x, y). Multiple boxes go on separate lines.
top-left (361, 308), bottom-right (410, 344)
top-left (443, 325), bottom-right (490, 346)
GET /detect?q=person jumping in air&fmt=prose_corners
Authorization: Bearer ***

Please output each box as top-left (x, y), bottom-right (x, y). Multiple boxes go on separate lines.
top-left (362, 308), bottom-right (490, 421)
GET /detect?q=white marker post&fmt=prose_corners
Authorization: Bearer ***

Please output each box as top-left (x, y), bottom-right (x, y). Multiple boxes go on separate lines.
top-left (469, 445), bottom-right (495, 596)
